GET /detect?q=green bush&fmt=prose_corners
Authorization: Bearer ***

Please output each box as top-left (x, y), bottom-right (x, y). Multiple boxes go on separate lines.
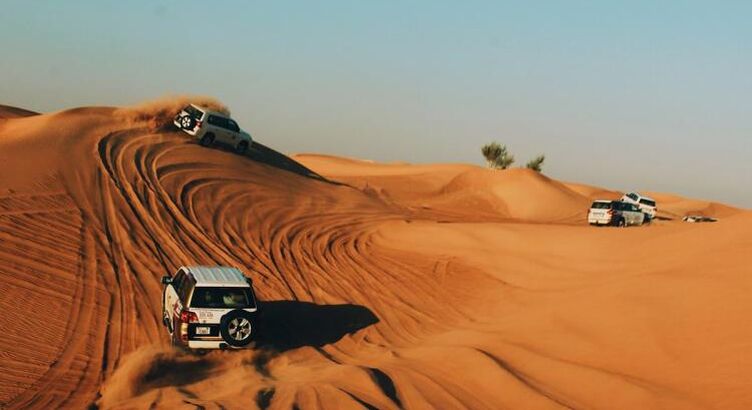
top-left (526, 155), bottom-right (545, 172)
top-left (481, 142), bottom-right (515, 170)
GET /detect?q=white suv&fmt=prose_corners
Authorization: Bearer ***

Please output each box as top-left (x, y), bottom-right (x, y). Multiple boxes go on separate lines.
top-left (588, 200), bottom-right (645, 227)
top-left (173, 104), bottom-right (253, 154)
top-left (161, 266), bottom-right (258, 349)
top-left (621, 192), bottom-right (657, 221)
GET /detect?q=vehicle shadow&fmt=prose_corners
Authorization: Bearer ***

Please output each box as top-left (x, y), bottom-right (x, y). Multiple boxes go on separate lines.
top-left (254, 300), bottom-right (379, 352)
top-left (246, 141), bottom-right (333, 183)
top-left (161, 123), bottom-right (346, 186)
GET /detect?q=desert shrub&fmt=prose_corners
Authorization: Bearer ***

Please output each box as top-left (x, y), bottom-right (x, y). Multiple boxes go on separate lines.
top-left (481, 142), bottom-right (515, 170)
top-left (526, 155), bottom-right (545, 172)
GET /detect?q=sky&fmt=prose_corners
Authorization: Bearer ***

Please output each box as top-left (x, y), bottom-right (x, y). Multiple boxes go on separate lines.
top-left (1, 1), bottom-right (750, 207)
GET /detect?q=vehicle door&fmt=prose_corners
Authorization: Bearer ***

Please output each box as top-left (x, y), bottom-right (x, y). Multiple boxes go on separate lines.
top-left (226, 119), bottom-right (241, 144)
top-left (628, 204), bottom-right (641, 225)
top-left (164, 269), bottom-right (185, 328)
top-left (633, 204), bottom-right (645, 224)
top-left (206, 115), bottom-right (229, 143)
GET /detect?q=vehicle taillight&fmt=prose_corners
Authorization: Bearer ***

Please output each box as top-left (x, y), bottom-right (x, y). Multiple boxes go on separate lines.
top-left (180, 310), bottom-right (198, 323)
top-left (195, 120), bottom-right (202, 129)
top-left (607, 209), bottom-right (614, 215)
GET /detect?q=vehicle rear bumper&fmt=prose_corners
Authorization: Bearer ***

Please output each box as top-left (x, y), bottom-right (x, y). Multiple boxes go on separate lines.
top-left (187, 340), bottom-right (224, 349)
top-left (186, 340), bottom-right (252, 349)
top-left (588, 216), bottom-right (612, 225)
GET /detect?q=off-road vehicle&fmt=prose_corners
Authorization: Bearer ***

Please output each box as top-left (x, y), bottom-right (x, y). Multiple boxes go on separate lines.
top-left (161, 266), bottom-right (258, 349)
top-left (621, 192), bottom-right (657, 221)
top-left (173, 104), bottom-right (253, 154)
top-left (588, 200), bottom-right (645, 227)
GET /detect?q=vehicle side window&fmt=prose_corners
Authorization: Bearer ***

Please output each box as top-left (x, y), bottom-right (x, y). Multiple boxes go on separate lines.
top-left (209, 116), bottom-right (232, 131)
top-left (177, 275), bottom-right (194, 304)
top-left (208, 115), bottom-right (229, 128)
top-left (172, 270), bottom-right (185, 293)
top-left (627, 193), bottom-right (639, 201)
top-left (227, 119), bottom-right (240, 132)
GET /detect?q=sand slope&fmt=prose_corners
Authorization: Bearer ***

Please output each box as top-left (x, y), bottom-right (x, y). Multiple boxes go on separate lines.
top-left (0, 100), bottom-right (750, 409)
top-left (0, 104), bottom-right (38, 120)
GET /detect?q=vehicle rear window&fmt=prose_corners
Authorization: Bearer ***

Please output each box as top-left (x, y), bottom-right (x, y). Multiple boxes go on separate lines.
top-left (626, 193), bottom-right (639, 201)
top-left (639, 199), bottom-right (656, 207)
top-left (190, 287), bottom-right (255, 309)
top-left (591, 201), bottom-right (611, 209)
top-left (184, 105), bottom-right (204, 120)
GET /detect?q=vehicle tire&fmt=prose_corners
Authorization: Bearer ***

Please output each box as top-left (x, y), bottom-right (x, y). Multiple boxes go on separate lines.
top-left (235, 141), bottom-right (249, 155)
top-left (199, 133), bottom-right (215, 147)
top-left (180, 115), bottom-right (196, 130)
top-left (219, 309), bottom-right (254, 347)
top-left (617, 218), bottom-right (626, 228)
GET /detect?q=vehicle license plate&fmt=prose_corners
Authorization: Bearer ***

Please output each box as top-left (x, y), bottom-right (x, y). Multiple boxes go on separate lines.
top-left (196, 326), bottom-right (210, 335)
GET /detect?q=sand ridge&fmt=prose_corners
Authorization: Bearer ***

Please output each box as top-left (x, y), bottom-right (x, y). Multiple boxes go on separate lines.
top-left (0, 99), bottom-right (750, 409)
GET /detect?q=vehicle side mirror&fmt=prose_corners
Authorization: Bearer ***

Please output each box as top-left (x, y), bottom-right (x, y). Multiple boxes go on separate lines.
top-left (161, 275), bottom-right (172, 285)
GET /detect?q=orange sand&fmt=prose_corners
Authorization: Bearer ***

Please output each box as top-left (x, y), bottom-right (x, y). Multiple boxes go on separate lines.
top-left (0, 100), bottom-right (750, 409)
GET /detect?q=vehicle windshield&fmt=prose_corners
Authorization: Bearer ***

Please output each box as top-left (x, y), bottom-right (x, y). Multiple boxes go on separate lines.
top-left (190, 287), bottom-right (255, 309)
top-left (183, 105), bottom-right (205, 120)
top-left (639, 198), bottom-right (656, 207)
top-left (591, 201), bottom-right (611, 209)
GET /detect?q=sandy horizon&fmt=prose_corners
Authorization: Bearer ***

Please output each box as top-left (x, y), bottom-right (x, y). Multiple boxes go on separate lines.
top-left (1, 98), bottom-right (750, 409)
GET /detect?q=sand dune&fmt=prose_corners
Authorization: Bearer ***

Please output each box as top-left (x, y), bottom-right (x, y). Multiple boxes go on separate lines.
top-left (294, 154), bottom-right (591, 223)
top-left (0, 104), bottom-right (38, 120)
top-left (0, 99), bottom-right (750, 409)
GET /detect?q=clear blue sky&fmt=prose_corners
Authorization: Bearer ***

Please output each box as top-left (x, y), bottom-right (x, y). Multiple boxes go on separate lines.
top-left (1, 1), bottom-right (750, 207)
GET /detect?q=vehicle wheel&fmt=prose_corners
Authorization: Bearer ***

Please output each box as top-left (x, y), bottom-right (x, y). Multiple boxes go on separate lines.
top-left (180, 115), bottom-right (196, 130)
top-left (617, 218), bottom-right (626, 228)
top-left (219, 309), bottom-right (254, 347)
top-left (199, 133), bottom-right (215, 147)
top-left (235, 141), bottom-right (249, 155)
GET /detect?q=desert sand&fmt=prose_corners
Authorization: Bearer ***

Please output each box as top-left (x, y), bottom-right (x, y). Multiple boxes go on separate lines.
top-left (0, 98), bottom-right (750, 409)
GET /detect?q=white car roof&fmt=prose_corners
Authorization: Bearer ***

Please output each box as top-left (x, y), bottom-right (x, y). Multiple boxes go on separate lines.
top-left (626, 192), bottom-right (655, 201)
top-left (183, 266), bottom-right (249, 287)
